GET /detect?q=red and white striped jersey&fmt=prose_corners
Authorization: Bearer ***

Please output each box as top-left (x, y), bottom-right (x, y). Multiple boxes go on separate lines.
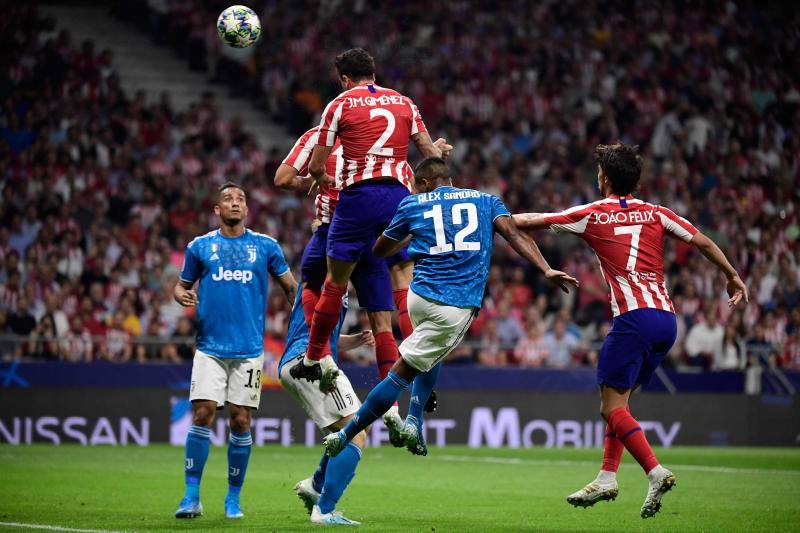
top-left (282, 126), bottom-right (343, 224)
top-left (543, 195), bottom-right (698, 317)
top-left (317, 84), bottom-right (426, 190)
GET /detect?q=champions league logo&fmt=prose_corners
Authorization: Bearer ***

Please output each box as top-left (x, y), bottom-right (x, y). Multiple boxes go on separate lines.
top-left (247, 245), bottom-right (257, 262)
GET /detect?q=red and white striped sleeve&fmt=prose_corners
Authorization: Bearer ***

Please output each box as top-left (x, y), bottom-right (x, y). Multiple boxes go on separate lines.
top-left (541, 204), bottom-right (594, 234)
top-left (317, 95), bottom-right (346, 147)
top-left (657, 206), bottom-right (698, 242)
top-left (282, 127), bottom-right (320, 175)
top-left (407, 98), bottom-right (427, 136)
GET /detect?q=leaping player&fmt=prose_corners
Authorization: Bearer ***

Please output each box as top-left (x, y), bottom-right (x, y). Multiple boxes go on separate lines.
top-left (275, 124), bottom-right (449, 441)
top-left (173, 182), bottom-right (297, 519)
top-left (323, 157), bottom-right (578, 458)
top-left (513, 142), bottom-right (748, 518)
top-left (290, 48), bottom-right (447, 395)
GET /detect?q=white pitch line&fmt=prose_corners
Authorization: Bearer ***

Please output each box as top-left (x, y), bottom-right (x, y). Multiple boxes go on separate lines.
top-left (432, 454), bottom-right (800, 476)
top-left (0, 522), bottom-right (123, 533)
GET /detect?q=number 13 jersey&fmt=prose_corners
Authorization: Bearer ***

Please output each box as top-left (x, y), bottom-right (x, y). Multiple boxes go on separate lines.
top-left (317, 83), bottom-right (427, 191)
top-left (383, 186), bottom-right (511, 309)
top-left (542, 195), bottom-right (698, 316)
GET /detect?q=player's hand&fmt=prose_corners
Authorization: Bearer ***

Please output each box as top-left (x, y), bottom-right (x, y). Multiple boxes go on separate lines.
top-left (315, 173), bottom-right (334, 187)
top-left (177, 289), bottom-right (198, 307)
top-left (726, 275), bottom-right (748, 307)
top-left (544, 269), bottom-right (579, 293)
top-left (357, 330), bottom-right (375, 348)
top-left (434, 137), bottom-right (453, 160)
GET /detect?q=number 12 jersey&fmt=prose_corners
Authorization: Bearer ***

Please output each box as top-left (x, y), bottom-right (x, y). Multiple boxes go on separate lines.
top-left (384, 186), bottom-right (511, 309)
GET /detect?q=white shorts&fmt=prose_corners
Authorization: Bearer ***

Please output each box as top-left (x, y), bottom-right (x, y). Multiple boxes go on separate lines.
top-left (400, 290), bottom-right (476, 372)
top-left (279, 355), bottom-right (360, 429)
top-left (190, 350), bottom-right (265, 409)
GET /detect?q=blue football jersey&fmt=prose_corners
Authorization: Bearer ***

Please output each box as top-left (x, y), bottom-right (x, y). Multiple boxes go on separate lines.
top-left (383, 186), bottom-right (510, 308)
top-left (180, 228), bottom-right (290, 359)
top-left (279, 289), bottom-right (348, 372)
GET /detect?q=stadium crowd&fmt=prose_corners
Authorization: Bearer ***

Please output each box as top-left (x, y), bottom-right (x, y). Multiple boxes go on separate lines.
top-left (0, 2), bottom-right (799, 373)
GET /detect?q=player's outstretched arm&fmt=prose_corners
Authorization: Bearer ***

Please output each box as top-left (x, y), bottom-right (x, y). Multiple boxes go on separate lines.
top-left (373, 234), bottom-right (412, 258)
top-left (275, 270), bottom-right (298, 305)
top-left (412, 131), bottom-right (449, 159)
top-left (338, 330), bottom-right (375, 351)
top-left (174, 280), bottom-right (198, 307)
top-left (512, 213), bottom-right (551, 231)
top-left (309, 145), bottom-right (334, 185)
top-left (494, 216), bottom-right (579, 293)
top-left (690, 231), bottom-right (748, 307)
top-left (274, 164), bottom-right (315, 192)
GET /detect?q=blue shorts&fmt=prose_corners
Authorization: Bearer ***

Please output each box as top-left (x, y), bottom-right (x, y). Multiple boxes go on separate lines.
top-left (328, 180), bottom-right (410, 263)
top-left (597, 308), bottom-right (677, 390)
top-left (301, 223), bottom-right (394, 312)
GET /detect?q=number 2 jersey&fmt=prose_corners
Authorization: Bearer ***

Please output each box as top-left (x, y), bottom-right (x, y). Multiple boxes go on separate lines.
top-left (180, 229), bottom-right (290, 359)
top-left (317, 83), bottom-right (427, 190)
top-left (542, 195), bottom-right (698, 317)
top-left (384, 186), bottom-right (511, 309)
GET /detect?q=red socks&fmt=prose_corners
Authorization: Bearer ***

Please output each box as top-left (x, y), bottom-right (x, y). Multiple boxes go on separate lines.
top-left (393, 288), bottom-right (413, 339)
top-left (606, 406), bottom-right (659, 473)
top-left (601, 422), bottom-right (625, 472)
top-left (306, 280), bottom-right (347, 361)
top-left (601, 405), bottom-right (629, 472)
top-left (301, 286), bottom-right (321, 327)
top-left (374, 331), bottom-right (399, 380)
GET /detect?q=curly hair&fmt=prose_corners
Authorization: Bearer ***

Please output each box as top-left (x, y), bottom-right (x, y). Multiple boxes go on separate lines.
top-left (334, 48), bottom-right (375, 81)
top-left (594, 142), bottom-right (642, 196)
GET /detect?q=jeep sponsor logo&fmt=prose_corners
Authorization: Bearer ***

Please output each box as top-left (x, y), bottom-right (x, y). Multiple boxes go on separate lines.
top-left (211, 266), bottom-right (253, 283)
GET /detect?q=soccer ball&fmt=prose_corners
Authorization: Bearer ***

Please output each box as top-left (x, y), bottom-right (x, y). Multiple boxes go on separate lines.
top-left (216, 5), bottom-right (261, 48)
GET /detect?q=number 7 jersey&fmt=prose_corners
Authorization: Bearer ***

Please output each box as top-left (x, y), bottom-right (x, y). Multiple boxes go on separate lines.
top-left (384, 186), bottom-right (511, 309)
top-left (542, 195), bottom-right (698, 316)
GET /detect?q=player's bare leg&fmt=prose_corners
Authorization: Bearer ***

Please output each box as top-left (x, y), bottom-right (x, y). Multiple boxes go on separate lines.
top-left (304, 414), bottom-right (365, 526)
top-left (175, 400), bottom-right (216, 518)
top-left (293, 258), bottom-right (357, 391)
top-left (225, 403), bottom-right (253, 519)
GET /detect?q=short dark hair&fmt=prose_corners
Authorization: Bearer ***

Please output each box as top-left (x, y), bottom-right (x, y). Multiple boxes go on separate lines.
top-left (334, 48), bottom-right (375, 81)
top-left (414, 157), bottom-right (451, 181)
top-left (218, 181), bottom-right (245, 199)
top-left (595, 142), bottom-right (642, 196)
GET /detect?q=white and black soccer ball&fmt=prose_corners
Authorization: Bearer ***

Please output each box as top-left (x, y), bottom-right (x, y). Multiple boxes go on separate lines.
top-left (216, 5), bottom-right (261, 48)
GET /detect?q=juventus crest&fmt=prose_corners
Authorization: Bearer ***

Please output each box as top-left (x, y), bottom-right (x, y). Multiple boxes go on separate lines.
top-left (246, 245), bottom-right (257, 262)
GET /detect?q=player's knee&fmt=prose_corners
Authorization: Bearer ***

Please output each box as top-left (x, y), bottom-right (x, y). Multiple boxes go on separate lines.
top-left (192, 403), bottom-right (216, 427)
top-left (229, 410), bottom-right (252, 433)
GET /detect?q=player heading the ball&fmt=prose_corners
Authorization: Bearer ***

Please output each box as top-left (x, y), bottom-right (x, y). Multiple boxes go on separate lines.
top-left (291, 48), bottom-right (450, 393)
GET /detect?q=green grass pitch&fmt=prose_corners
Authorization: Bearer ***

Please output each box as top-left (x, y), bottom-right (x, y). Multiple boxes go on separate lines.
top-left (1, 445), bottom-right (799, 532)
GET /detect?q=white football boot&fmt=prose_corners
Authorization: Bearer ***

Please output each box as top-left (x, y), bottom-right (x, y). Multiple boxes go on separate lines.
top-left (641, 465), bottom-right (676, 518)
top-left (567, 472), bottom-right (619, 508)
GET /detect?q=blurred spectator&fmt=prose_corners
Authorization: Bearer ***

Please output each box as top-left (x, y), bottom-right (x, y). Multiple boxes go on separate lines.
top-left (685, 309), bottom-right (724, 370)
top-left (542, 319), bottom-right (581, 368)
top-left (715, 325), bottom-right (746, 370)
top-left (514, 323), bottom-right (548, 367)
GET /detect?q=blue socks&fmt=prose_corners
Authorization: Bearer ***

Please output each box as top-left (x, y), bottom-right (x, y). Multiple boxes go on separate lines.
top-left (227, 431), bottom-right (252, 498)
top-left (318, 443), bottom-right (362, 514)
top-left (342, 371), bottom-right (410, 441)
top-left (312, 452), bottom-right (330, 493)
top-left (184, 424), bottom-right (211, 500)
top-left (409, 363), bottom-right (440, 424)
